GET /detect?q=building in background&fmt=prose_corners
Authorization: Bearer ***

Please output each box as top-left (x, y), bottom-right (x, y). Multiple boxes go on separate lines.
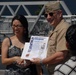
top-left (0, 0), bottom-right (76, 15)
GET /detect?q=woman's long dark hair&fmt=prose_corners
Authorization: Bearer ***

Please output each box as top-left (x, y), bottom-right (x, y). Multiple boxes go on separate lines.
top-left (11, 15), bottom-right (29, 42)
top-left (65, 24), bottom-right (76, 56)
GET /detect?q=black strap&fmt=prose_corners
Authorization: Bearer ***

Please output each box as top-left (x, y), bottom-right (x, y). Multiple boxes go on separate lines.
top-left (7, 37), bottom-right (12, 46)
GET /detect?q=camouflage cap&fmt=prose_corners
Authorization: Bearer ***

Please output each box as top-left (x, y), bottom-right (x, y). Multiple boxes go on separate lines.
top-left (45, 1), bottom-right (60, 13)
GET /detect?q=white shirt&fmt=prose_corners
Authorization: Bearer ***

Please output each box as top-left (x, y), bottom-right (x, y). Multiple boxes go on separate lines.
top-left (54, 56), bottom-right (76, 75)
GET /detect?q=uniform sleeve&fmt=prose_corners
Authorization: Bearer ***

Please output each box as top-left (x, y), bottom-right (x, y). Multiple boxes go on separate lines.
top-left (56, 28), bottom-right (68, 52)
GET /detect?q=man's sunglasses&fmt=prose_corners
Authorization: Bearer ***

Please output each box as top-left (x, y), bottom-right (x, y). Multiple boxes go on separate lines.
top-left (44, 12), bottom-right (54, 18)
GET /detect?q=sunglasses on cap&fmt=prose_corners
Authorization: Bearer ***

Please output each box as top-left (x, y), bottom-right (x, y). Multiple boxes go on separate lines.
top-left (44, 12), bottom-right (54, 18)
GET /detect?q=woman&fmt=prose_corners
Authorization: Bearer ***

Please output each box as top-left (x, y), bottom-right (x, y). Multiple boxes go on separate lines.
top-left (1, 15), bottom-right (38, 75)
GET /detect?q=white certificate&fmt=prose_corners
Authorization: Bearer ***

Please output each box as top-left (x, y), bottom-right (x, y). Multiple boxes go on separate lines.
top-left (21, 36), bottom-right (49, 60)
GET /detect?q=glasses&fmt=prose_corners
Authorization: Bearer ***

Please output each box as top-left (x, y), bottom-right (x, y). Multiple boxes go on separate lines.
top-left (44, 12), bottom-right (54, 18)
top-left (12, 25), bottom-right (23, 28)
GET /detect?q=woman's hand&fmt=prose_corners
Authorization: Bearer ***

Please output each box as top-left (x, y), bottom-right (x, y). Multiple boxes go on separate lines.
top-left (14, 57), bottom-right (31, 68)
top-left (24, 60), bottom-right (31, 66)
top-left (19, 60), bottom-right (31, 68)
top-left (13, 56), bottom-right (24, 66)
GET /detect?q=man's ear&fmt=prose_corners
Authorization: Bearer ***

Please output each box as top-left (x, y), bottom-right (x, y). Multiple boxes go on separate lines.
top-left (58, 10), bottom-right (62, 18)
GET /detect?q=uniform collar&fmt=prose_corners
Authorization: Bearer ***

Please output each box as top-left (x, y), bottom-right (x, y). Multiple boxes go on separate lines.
top-left (48, 19), bottom-right (65, 37)
top-left (53, 19), bottom-right (65, 32)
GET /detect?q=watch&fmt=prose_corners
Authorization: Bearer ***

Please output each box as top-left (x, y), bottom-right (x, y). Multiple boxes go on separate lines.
top-left (40, 60), bottom-right (44, 66)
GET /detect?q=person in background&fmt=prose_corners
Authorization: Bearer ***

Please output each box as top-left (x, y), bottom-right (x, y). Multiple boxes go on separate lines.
top-left (1, 15), bottom-right (38, 75)
top-left (30, 1), bottom-right (70, 75)
top-left (54, 24), bottom-right (76, 75)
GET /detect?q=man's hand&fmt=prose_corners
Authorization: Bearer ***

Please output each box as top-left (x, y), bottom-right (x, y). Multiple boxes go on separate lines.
top-left (30, 58), bottom-right (41, 65)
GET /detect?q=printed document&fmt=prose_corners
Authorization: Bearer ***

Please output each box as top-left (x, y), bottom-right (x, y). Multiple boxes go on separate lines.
top-left (21, 36), bottom-right (49, 60)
